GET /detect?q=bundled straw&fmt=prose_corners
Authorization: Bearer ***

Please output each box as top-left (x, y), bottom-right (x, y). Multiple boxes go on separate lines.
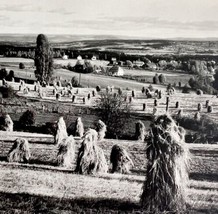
top-left (73, 117), bottom-right (84, 137)
top-left (96, 120), bottom-right (107, 141)
top-left (83, 128), bottom-right (98, 143)
top-left (57, 135), bottom-right (75, 168)
top-left (110, 144), bottom-right (134, 174)
top-left (135, 120), bottom-right (145, 142)
top-left (3, 114), bottom-right (13, 132)
top-left (55, 117), bottom-right (68, 145)
top-left (75, 129), bottom-right (108, 174)
top-left (7, 138), bottom-right (31, 163)
top-left (141, 114), bottom-right (189, 213)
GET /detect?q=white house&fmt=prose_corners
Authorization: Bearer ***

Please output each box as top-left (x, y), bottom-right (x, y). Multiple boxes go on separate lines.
top-left (77, 55), bottom-right (82, 60)
top-left (62, 55), bottom-right (69, 60)
top-left (91, 56), bottom-right (97, 61)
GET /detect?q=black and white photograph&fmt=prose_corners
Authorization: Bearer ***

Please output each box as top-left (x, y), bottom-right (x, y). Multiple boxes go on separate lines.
top-left (0, 0), bottom-right (218, 213)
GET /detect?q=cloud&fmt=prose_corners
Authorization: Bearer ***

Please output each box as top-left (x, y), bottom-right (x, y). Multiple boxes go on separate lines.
top-left (0, 4), bottom-right (32, 12)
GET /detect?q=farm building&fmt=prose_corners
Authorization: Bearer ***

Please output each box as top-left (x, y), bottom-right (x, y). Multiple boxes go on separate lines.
top-left (76, 56), bottom-right (84, 66)
top-left (91, 56), bottom-right (96, 61)
top-left (111, 57), bottom-right (117, 65)
top-left (77, 55), bottom-right (82, 61)
top-left (62, 55), bottom-right (68, 60)
top-left (108, 65), bottom-right (124, 76)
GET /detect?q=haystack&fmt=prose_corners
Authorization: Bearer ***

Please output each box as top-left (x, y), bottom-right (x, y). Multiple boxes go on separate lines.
top-left (135, 120), bottom-right (145, 141)
top-left (197, 103), bottom-right (202, 112)
top-left (141, 114), bottom-right (189, 213)
top-left (175, 101), bottom-right (180, 109)
top-left (57, 135), bottom-right (75, 168)
top-left (142, 87), bottom-right (145, 93)
top-left (147, 92), bottom-right (152, 98)
top-left (38, 86), bottom-right (43, 98)
top-left (177, 109), bottom-right (183, 118)
top-left (55, 117), bottom-right (68, 145)
top-left (153, 107), bottom-right (158, 115)
top-left (205, 100), bottom-right (210, 108)
top-left (83, 128), bottom-right (98, 142)
top-left (82, 97), bottom-right (86, 104)
top-left (110, 144), bottom-right (134, 174)
top-left (96, 85), bottom-right (101, 92)
top-left (56, 93), bottom-right (61, 100)
top-left (196, 89), bottom-right (203, 95)
top-left (143, 103), bottom-right (147, 111)
top-left (194, 112), bottom-right (200, 121)
top-left (7, 138), bottom-right (31, 163)
top-left (73, 117), bottom-right (84, 137)
top-left (2, 78), bottom-right (6, 86)
top-left (34, 84), bottom-right (38, 91)
top-left (106, 86), bottom-right (110, 93)
top-left (3, 114), bottom-right (13, 132)
top-left (118, 88), bottom-right (122, 95)
top-left (145, 88), bottom-right (150, 95)
top-left (207, 106), bottom-right (213, 113)
top-left (154, 99), bottom-right (158, 107)
top-left (75, 129), bottom-right (108, 174)
top-left (96, 120), bottom-right (107, 141)
top-left (72, 95), bottom-right (76, 103)
top-left (158, 90), bottom-right (162, 99)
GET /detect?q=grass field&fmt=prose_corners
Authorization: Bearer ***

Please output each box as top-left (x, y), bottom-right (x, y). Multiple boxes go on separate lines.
top-left (0, 57), bottom-right (191, 88)
top-left (1, 57), bottom-right (218, 213)
top-left (0, 164), bottom-right (217, 213)
top-left (123, 68), bottom-right (192, 85)
top-left (0, 138), bottom-right (218, 213)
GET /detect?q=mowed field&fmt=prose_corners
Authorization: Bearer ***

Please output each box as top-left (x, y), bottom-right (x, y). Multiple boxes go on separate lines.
top-left (0, 57), bottom-right (191, 88)
top-left (2, 78), bottom-right (218, 124)
top-left (0, 132), bottom-right (218, 213)
top-left (1, 57), bottom-right (218, 213)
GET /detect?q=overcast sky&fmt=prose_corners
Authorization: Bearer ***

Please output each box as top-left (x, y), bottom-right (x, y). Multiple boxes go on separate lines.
top-left (1, 0), bottom-right (218, 39)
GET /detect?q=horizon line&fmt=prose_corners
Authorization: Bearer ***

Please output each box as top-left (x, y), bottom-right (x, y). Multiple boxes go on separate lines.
top-left (0, 33), bottom-right (218, 41)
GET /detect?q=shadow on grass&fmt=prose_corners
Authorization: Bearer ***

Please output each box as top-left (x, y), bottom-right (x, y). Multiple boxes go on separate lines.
top-left (0, 192), bottom-right (140, 213)
top-left (190, 172), bottom-right (218, 182)
top-left (0, 192), bottom-right (215, 214)
top-left (29, 159), bottom-right (57, 167)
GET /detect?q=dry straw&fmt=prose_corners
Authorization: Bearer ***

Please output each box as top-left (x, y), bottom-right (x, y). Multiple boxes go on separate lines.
top-left (74, 117), bottom-right (84, 137)
top-left (55, 117), bottom-right (68, 145)
top-left (141, 114), bottom-right (190, 213)
top-left (135, 120), bottom-right (145, 142)
top-left (194, 112), bottom-right (201, 121)
top-left (7, 138), bottom-right (31, 163)
top-left (75, 129), bottom-right (108, 174)
top-left (96, 119), bottom-right (107, 141)
top-left (110, 144), bottom-right (134, 174)
top-left (57, 135), bottom-right (75, 169)
top-left (3, 114), bottom-right (13, 132)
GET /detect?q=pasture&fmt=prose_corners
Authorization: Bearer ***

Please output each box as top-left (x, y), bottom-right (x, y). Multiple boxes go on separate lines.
top-left (2, 79), bottom-right (218, 123)
top-left (0, 131), bottom-right (218, 213)
top-left (0, 57), bottom-right (192, 88)
top-left (1, 57), bottom-right (218, 213)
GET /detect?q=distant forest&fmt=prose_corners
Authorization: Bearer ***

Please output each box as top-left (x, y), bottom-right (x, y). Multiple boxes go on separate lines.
top-left (1, 44), bottom-right (218, 63)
